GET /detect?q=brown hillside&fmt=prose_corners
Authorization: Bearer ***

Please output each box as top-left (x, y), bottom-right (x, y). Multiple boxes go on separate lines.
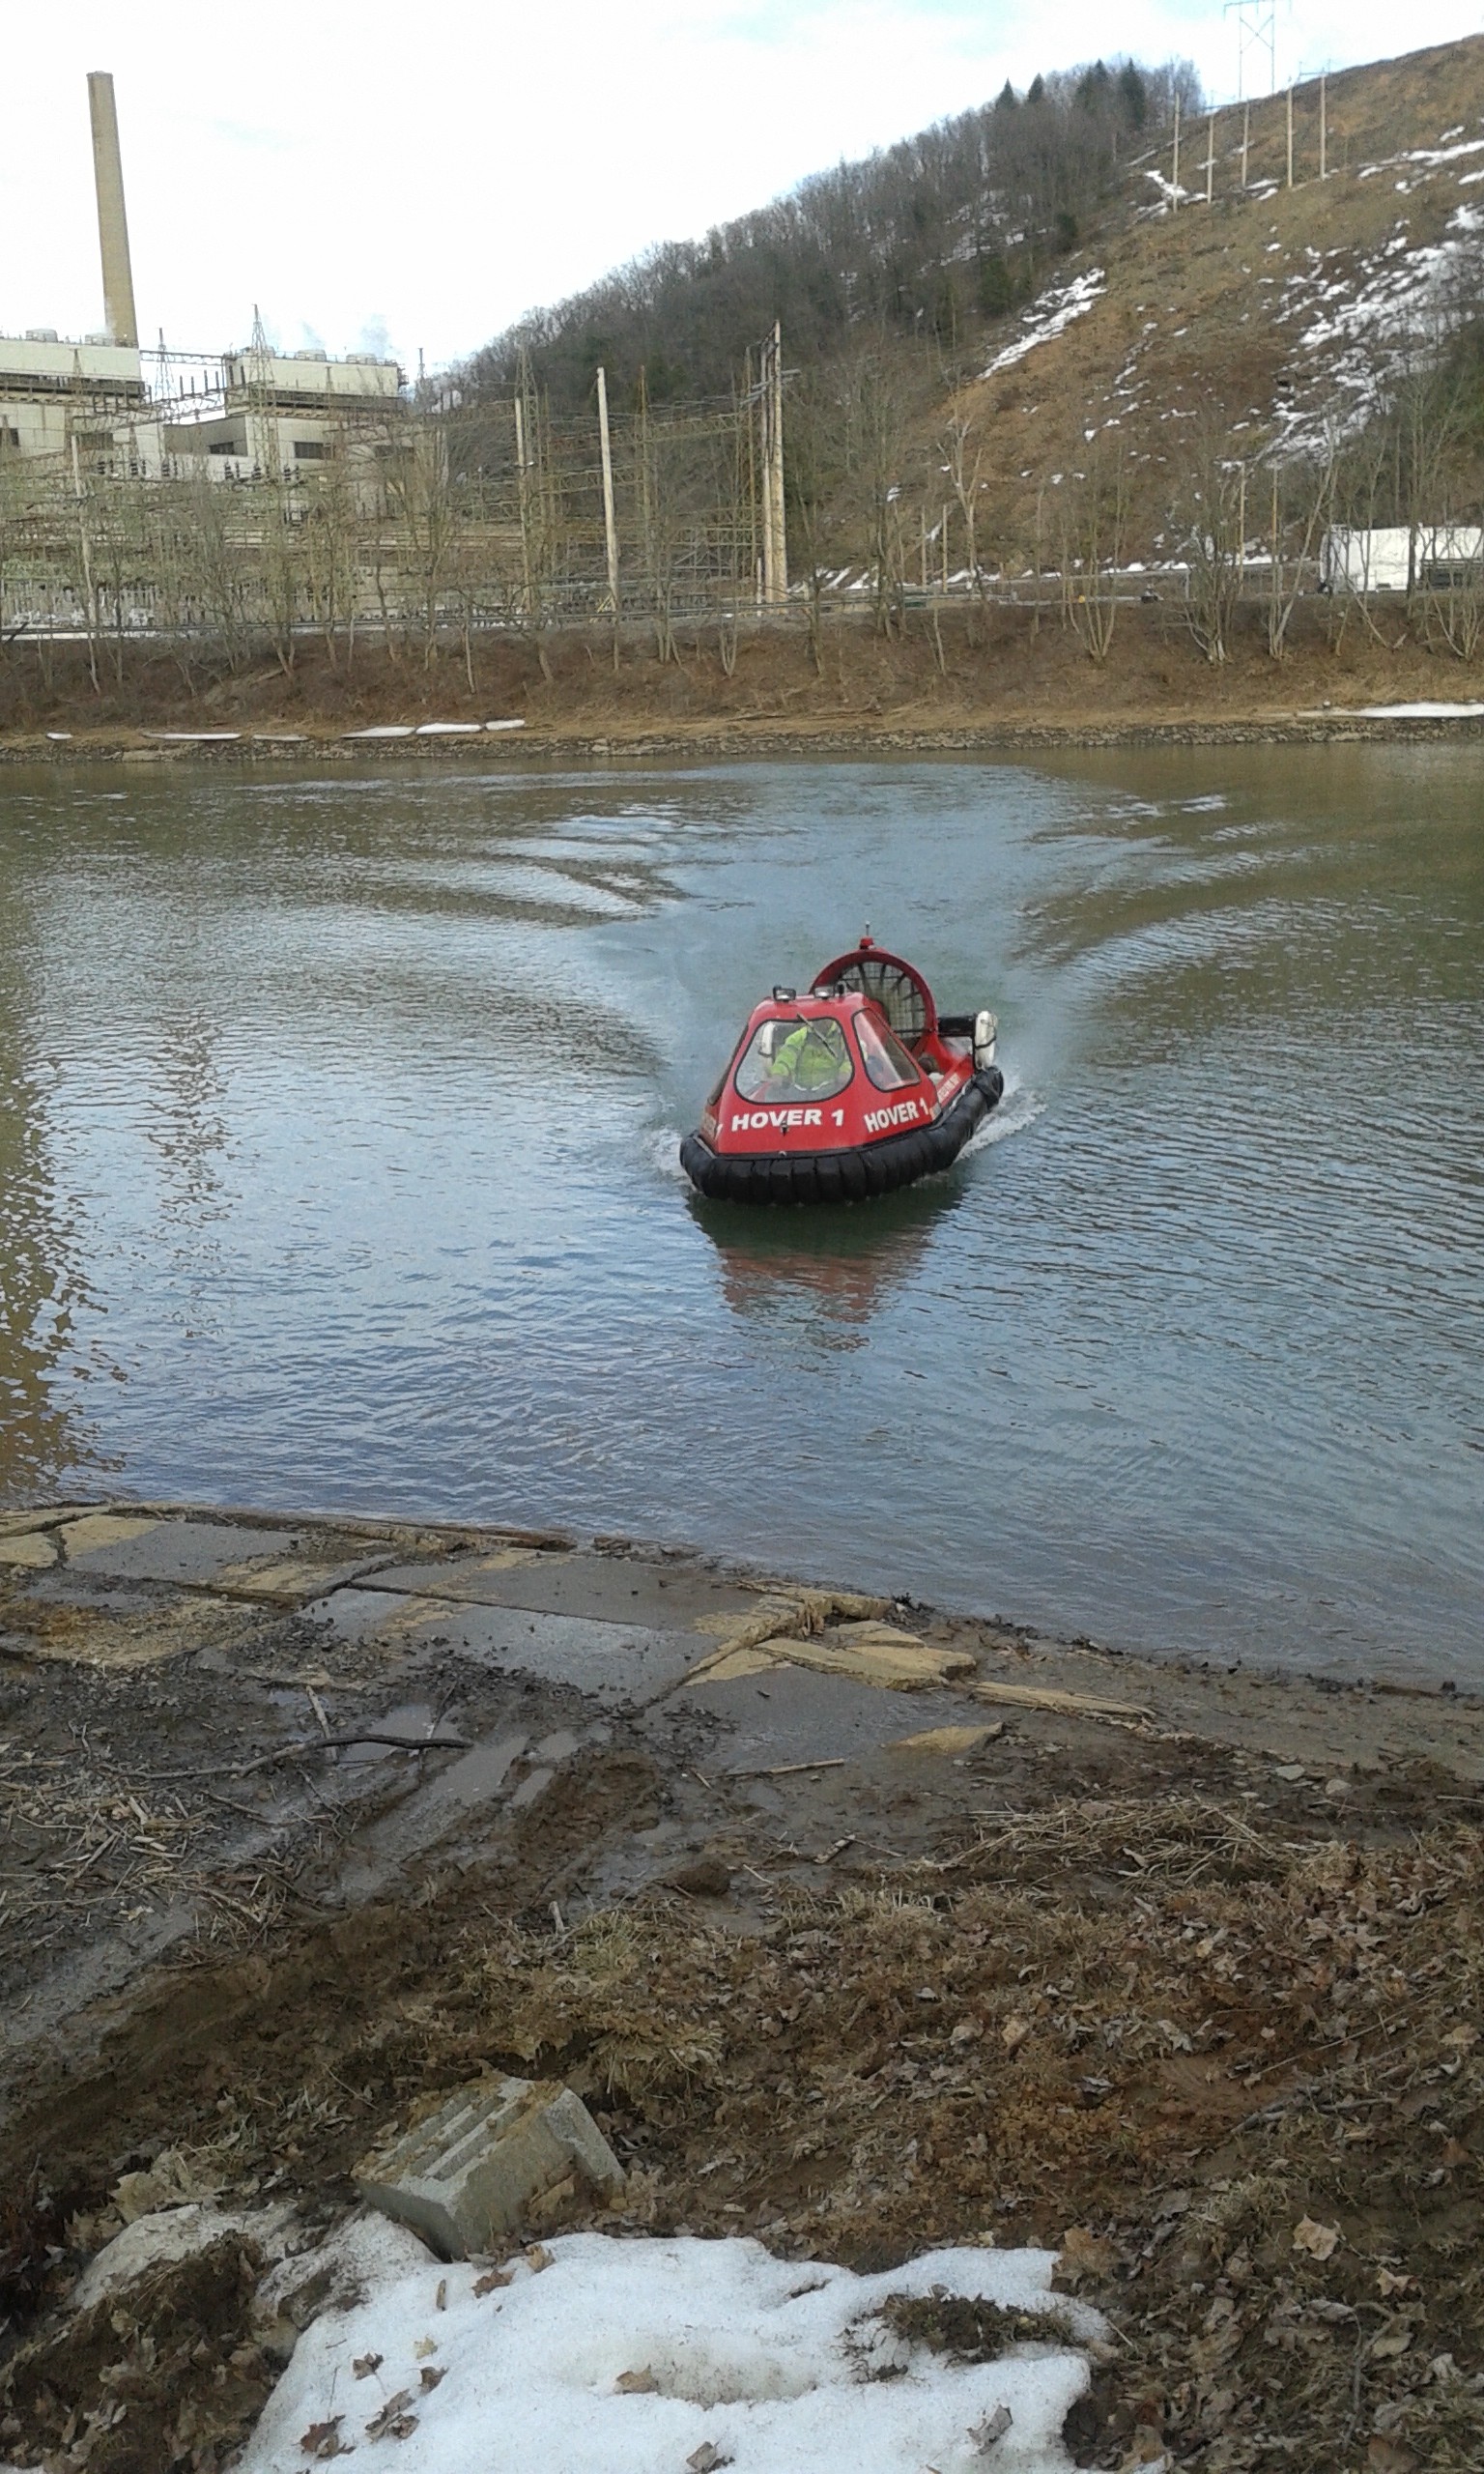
top-left (952, 36), bottom-right (1484, 559)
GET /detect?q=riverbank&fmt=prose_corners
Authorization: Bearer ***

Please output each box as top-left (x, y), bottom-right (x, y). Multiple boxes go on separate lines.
top-left (4, 602), bottom-right (1484, 762)
top-left (2, 1500), bottom-right (1481, 2471)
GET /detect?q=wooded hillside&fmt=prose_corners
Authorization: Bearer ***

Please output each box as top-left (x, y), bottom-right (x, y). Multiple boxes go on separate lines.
top-left (464, 57), bottom-right (1201, 410)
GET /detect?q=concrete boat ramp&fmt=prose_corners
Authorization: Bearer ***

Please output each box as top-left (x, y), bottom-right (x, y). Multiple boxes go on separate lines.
top-left (3, 1495), bottom-right (1482, 2115)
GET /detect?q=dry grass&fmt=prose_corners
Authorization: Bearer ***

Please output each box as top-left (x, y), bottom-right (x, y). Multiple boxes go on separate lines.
top-left (361, 1794), bottom-right (1484, 2471)
top-left (2, 1758), bottom-right (1479, 2469)
top-left (0, 1745), bottom-right (292, 1960)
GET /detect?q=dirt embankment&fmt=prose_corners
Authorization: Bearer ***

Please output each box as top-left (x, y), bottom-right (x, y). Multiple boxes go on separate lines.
top-left (1, 602), bottom-right (1479, 763)
top-left (2, 1504), bottom-right (1481, 2472)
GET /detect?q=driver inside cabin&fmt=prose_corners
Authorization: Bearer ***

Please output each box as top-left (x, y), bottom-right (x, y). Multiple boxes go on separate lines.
top-left (737, 1017), bottom-right (852, 1105)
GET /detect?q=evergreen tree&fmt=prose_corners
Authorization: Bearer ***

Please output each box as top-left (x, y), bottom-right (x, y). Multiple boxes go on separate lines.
top-left (1118, 61), bottom-right (1149, 130)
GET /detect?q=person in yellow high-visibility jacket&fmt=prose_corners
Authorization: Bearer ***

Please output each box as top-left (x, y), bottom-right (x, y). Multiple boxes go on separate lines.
top-left (765, 1019), bottom-right (844, 1098)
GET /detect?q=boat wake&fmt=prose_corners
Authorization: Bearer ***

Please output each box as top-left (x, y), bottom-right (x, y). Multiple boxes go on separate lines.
top-left (960, 1073), bottom-right (1044, 1156)
top-left (646, 1125), bottom-right (695, 1185)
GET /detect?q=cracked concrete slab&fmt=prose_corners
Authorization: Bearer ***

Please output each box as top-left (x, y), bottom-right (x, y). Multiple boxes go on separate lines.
top-left (0, 1532), bottom-right (60, 1569)
top-left (210, 1553), bottom-right (388, 1603)
top-left (53, 1511), bottom-right (162, 1562)
top-left (656, 1660), bottom-right (991, 1774)
top-left (59, 1516), bottom-right (297, 1585)
top-left (0, 1578), bottom-right (272, 1670)
top-left (0, 1505), bottom-right (97, 1539)
top-left (48, 1514), bottom-right (390, 1604)
top-left (306, 1586), bottom-right (707, 1708)
top-left (360, 1548), bottom-right (756, 1632)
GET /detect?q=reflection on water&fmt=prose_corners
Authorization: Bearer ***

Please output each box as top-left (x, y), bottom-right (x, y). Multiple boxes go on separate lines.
top-left (0, 882), bottom-right (112, 1489)
top-left (697, 1185), bottom-right (948, 1352)
top-left (0, 748), bottom-right (1480, 1684)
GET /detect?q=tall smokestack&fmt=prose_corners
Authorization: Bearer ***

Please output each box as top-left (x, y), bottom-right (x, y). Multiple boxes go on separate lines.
top-left (87, 72), bottom-right (138, 348)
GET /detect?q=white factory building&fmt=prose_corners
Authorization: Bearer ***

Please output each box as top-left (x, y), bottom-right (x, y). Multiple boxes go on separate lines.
top-left (0, 74), bottom-right (403, 487)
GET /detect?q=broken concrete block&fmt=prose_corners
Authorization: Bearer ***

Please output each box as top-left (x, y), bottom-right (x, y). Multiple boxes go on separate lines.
top-left (767, 1624), bottom-right (976, 1691)
top-left (973, 1680), bottom-right (1153, 1722)
top-left (890, 1722), bottom-right (1003, 1757)
top-left (355, 2076), bottom-right (623, 2260)
top-left (0, 1531), bottom-right (59, 1568)
top-left (684, 1617), bottom-right (973, 1693)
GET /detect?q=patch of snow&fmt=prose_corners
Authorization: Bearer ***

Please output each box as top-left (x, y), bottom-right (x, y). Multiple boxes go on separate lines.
top-left (236, 2228), bottom-right (1109, 2474)
top-left (1142, 171), bottom-right (1191, 209)
top-left (983, 269), bottom-right (1106, 376)
top-left (1356, 700), bottom-right (1484, 718)
top-left (1400, 137), bottom-right (1484, 167)
top-left (1270, 203), bottom-right (1484, 451)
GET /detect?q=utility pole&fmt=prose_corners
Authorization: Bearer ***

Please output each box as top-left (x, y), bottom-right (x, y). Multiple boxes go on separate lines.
top-left (514, 349), bottom-right (538, 619)
top-left (1241, 100), bottom-right (1250, 188)
top-left (1287, 85), bottom-right (1295, 187)
top-left (1172, 96), bottom-right (1181, 208)
top-left (759, 322), bottom-right (786, 606)
top-left (1320, 73), bottom-right (1327, 177)
top-left (1206, 112), bottom-right (1215, 205)
top-left (595, 364), bottom-right (620, 617)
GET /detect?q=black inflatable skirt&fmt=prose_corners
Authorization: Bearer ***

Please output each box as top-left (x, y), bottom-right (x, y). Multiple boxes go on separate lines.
top-left (680, 1066), bottom-right (1005, 1206)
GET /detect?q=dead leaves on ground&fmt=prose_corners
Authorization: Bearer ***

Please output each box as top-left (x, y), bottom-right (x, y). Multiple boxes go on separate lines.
top-left (300, 2415), bottom-right (353, 2459)
top-left (364, 2386), bottom-right (417, 2441)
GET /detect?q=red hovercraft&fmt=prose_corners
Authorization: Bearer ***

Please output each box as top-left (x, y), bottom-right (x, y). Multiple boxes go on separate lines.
top-left (680, 935), bottom-right (1004, 1206)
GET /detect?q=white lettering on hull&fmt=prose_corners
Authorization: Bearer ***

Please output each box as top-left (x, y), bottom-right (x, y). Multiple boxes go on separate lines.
top-left (729, 1107), bottom-right (824, 1134)
top-left (863, 1098), bottom-right (926, 1135)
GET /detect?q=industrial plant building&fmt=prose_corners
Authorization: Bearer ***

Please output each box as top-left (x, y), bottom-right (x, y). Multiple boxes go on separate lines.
top-left (0, 72), bottom-right (403, 486)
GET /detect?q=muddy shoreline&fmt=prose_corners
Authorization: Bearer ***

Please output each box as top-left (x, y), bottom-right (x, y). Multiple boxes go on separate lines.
top-left (4, 599), bottom-right (1483, 769)
top-left (3, 1499), bottom-right (1481, 2471)
top-left (4, 708), bottom-right (1484, 765)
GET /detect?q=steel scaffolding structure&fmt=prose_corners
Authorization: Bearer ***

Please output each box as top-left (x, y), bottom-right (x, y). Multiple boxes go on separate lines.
top-left (0, 344), bottom-right (785, 659)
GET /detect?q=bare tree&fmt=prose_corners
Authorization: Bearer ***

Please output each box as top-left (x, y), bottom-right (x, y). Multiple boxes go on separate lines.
top-left (1172, 417), bottom-right (1252, 664)
top-left (833, 345), bottom-right (915, 639)
top-left (1416, 519), bottom-right (1484, 661)
top-left (300, 440), bottom-right (360, 676)
top-left (940, 412), bottom-right (991, 642)
top-left (784, 363), bottom-right (851, 676)
top-left (1056, 437), bottom-right (1129, 664)
top-left (1264, 438), bottom-right (1336, 658)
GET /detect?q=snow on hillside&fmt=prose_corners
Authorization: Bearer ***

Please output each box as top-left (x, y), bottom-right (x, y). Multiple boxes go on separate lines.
top-left (1275, 197), bottom-right (1484, 446)
top-left (979, 98), bottom-right (1484, 478)
top-left (983, 269), bottom-right (1106, 375)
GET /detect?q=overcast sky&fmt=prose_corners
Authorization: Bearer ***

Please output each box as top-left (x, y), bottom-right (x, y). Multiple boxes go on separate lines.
top-left (4, 1), bottom-right (1481, 375)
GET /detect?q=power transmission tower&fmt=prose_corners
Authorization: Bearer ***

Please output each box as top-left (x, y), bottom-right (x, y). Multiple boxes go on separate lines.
top-left (1226, 0), bottom-right (1276, 100)
top-left (245, 305), bottom-right (280, 480)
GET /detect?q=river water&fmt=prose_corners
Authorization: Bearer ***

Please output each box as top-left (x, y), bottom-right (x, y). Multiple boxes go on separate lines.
top-left (1, 748), bottom-right (1480, 1682)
